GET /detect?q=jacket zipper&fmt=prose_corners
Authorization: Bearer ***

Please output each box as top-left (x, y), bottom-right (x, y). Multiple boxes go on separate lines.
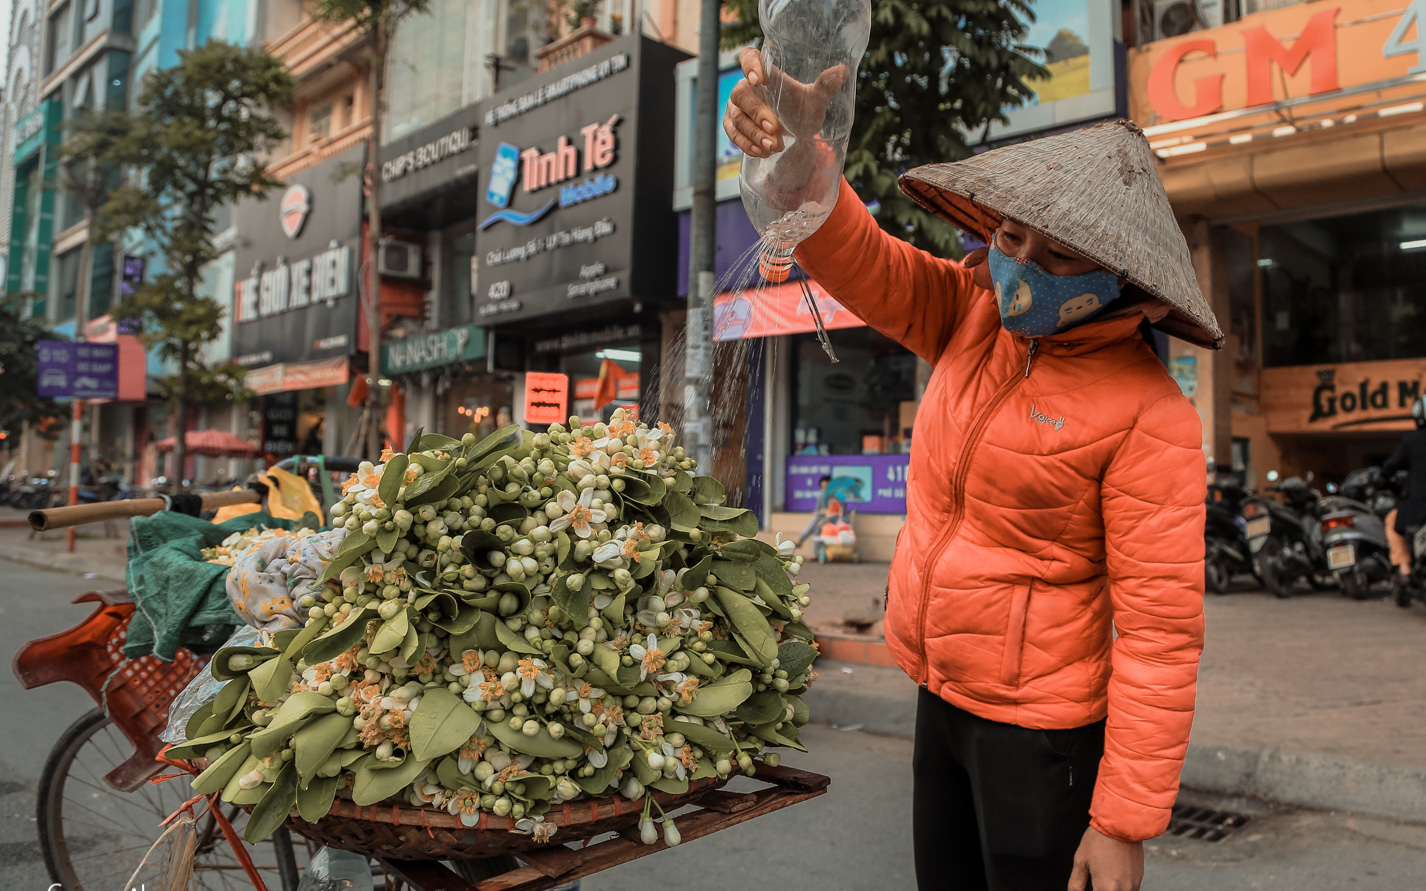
top-left (914, 339), bottom-right (1039, 683)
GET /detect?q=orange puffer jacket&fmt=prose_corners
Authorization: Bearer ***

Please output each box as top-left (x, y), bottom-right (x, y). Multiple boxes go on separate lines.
top-left (797, 180), bottom-right (1207, 844)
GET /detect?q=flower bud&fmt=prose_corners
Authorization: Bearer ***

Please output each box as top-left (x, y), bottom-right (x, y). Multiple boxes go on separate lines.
top-left (664, 820), bottom-right (681, 846)
top-left (640, 817), bottom-right (658, 845)
top-left (621, 777), bottom-right (644, 800)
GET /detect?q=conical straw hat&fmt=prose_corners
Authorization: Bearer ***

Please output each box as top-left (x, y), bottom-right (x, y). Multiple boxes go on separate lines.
top-left (898, 119), bottom-right (1223, 349)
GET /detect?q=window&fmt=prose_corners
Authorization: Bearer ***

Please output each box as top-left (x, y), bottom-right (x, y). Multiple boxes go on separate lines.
top-left (441, 222), bottom-right (478, 326)
top-left (308, 103), bottom-right (333, 142)
top-left (46, 4), bottom-right (74, 74)
top-left (87, 0), bottom-right (101, 22)
top-left (384, 0), bottom-right (476, 141)
top-left (790, 328), bottom-right (917, 455)
top-left (54, 248), bottom-right (82, 323)
top-left (341, 94), bottom-right (355, 129)
top-left (89, 242), bottom-right (114, 317)
top-left (1261, 205), bottom-right (1426, 367)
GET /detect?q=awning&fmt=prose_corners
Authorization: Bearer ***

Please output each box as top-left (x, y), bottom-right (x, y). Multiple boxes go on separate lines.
top-left (244, 356), bottom-right (351, 395)
top-left (156, 430), bottom-right (261, 457)
top-left (712, 279), bottom-right (866, 341)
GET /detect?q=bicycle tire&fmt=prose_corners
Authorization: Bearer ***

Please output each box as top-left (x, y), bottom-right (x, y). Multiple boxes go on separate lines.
top-left (37, 708), bottom-right (310, 891)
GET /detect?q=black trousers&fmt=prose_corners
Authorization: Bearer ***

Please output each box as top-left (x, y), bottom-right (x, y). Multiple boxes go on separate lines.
top-left (913, 688), bottom-right (1106, 891)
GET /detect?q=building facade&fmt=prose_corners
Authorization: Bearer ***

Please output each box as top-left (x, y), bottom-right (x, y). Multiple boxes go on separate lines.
top-left (1128, 0), bottom-right (1426, 487)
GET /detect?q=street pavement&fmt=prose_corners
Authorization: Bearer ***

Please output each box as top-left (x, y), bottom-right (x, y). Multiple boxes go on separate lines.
top-left (5, 539), bottom-right (1426, 888)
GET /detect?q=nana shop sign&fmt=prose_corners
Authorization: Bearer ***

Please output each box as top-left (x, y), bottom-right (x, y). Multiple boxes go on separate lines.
top-left (1261, 359), bottom-right (1426, 432)
top-left (1132, 0), bottom-right (1426, 124)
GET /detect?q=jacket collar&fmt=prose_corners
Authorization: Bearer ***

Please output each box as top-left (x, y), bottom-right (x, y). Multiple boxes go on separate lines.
top-left (1013, 312), bottom-right (1148, 357)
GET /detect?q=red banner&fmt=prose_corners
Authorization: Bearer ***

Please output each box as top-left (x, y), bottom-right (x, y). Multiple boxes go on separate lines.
top-left (712, 280), bottom-right (866, 342)
top-left (525, 372), bottom-right (570, 426)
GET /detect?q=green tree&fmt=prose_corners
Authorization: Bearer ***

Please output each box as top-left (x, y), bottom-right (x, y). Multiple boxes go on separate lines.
top-left (0, 294), bottom-right (65, 443)
top-left (1045, 28), bottom-right (1089, 64)
top-left (723, 0), bottom-right (1049, 255)
top-left (310, 0), bottom-right (432, 458)
top-left (68, 42), bottom-right (294, 484)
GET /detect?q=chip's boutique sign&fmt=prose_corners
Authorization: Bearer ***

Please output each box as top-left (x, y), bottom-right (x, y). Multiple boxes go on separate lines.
top-left (473, 37), bottom-right (688, 326)
top-left (1261, 358), bottom-right (1426, 433)
top-left (231, 147), bottom-right (364, 368)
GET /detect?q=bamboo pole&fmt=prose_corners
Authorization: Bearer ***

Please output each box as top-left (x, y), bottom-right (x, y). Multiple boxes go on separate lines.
top-left (29, 488), bottom-right (260, 531)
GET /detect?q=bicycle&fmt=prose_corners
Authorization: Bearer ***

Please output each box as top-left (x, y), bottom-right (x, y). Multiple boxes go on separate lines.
top-left (15, 455), bottom-right (375, 891)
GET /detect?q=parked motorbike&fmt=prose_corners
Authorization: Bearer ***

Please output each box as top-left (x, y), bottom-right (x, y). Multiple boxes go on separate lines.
top-left (1243, 473), bottom-right (1334, 598)
top-left (1318, 467), bottom-right (1395, 601)
top-left (1205, 477), bottom-right (1256, 594)
top-left (9, 471), bottom-right (59, 511)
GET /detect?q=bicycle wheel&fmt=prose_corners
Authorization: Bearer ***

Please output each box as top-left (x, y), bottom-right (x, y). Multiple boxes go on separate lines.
top-left (37, 708), bottom-right (312, 891)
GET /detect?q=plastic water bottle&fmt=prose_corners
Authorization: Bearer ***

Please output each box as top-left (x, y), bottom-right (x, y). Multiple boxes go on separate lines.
top-left (739, 0), bottom-right (871, 283)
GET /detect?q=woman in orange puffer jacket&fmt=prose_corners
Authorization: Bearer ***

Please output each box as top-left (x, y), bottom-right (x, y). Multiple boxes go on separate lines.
top-left (726, 52), bottom-right (1223, 891)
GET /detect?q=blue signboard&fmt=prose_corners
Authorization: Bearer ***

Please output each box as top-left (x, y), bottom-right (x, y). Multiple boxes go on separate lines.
top-left (37, 340), bottom-right (119, 400)
top-left (785, 454), bottom-right (910, 515)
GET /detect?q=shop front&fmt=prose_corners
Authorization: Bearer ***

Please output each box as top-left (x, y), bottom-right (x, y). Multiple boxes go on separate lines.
top-left (471, 37), bottom-right (687, 436)
top-left (1128, 0), bottom-right (1426, 486)
top-left (231, 147), bottom-right (365, 461)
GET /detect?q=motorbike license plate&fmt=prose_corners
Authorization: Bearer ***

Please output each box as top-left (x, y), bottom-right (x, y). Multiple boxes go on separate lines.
top-left (1414, 527), bottom-right (1426, 560)
top-left (1327, 544), bottom-right (1356, 570)
top-left (1245, 517), bottom-right (1272, 550)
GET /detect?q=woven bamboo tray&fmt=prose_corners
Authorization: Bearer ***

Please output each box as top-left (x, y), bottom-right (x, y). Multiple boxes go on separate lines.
top-left (274, 777), bottom-right (728, 861)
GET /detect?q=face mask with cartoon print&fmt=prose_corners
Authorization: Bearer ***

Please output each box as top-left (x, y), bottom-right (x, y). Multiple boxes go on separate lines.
top-left (986, 235), bottom-right (1122, 338)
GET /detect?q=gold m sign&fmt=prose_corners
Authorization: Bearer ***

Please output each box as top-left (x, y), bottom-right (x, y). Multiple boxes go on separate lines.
top-left (1261, 358), bottom-right (1426, 433)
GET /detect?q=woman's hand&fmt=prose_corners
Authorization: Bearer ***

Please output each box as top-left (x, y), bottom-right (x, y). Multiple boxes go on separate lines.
top-left (1067, 827), bottom-right (1144, 891)
top-left (723, 47), bottom-right (848, 159)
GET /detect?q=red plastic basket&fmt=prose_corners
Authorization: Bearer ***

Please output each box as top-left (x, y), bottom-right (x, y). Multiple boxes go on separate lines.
top-left (12, 590), bottom-right (205, 792)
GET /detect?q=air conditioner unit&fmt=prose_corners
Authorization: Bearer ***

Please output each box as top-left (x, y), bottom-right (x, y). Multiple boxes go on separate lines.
top-left (378, 241), bottom-right (422, 279)
top-left (1152, 0), bottom-right (1208, 41)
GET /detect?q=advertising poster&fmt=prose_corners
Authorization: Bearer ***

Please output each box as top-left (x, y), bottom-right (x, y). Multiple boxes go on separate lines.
top-left (988, 0), bottom-right (1119, 139)
top-left (785, 454), bottom-right (910, 514)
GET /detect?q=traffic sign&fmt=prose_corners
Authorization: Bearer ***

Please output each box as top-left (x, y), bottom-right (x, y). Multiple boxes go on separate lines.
top-left (36, 340), bottom-right (119, 400)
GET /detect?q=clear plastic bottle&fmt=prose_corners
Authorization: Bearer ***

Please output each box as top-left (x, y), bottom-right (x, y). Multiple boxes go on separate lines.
top-left (739, 0), bottom-right (871, 283)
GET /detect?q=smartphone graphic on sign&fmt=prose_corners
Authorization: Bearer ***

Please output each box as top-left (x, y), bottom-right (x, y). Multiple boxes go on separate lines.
top-left (487, 143), bottom-right (520, 208)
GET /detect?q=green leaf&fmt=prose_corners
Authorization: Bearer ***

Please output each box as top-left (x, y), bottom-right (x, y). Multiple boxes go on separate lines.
top-left (699, 505), bottom-right (746, 521)
top-left (406, 473), bottom-right (460, 507)
top-left (376, 527), bottom-right (399, 554)
top-left (303, 606), bottom-right (375, 664)
top-left (778, 640), bottom-right (818, 678)
top-left (296, 775), bottom-right (339, 823)
top-left (167, 726), bottom-right (246, 761)
top-left (406, 426), bottom-right (424, 454)
top-left (318, 531), bottom-right (375, 584)
top-left (487, 718), bottom-right (583, 758)
top-left (214, 676), bottom-right (252, 727)
top-left (551, 574), bottom-right (589, 627)
top-left (788, 694), bottom-right (810, 727)
top-left (467, 425), bottom-right (522, 464)
top-left (691, 476), bottom-right (726, 506)
top-left (679, 669), bottom-right (754, 717)
top-left (370, 610), bottom-right (410, 655)
top-left (664, 491), bottom-right (701, 533)
top-left (220, 753), bottom-right (263, 800)
top-left (417, 432), bottom-right (464, 452)
top-left (438, 756), bottom-right (475, 791)
top-left (651, 776), bottom-right (690, 795)
top-left (753, 555), bottom-right (795, 596)
top-left (209, 646), bottom-right (279, 681)
top-left (714, 560), bottom-right (756, 592)
top-left (378, 454), bottom-right (409, 508)
top-left (700, 510), bottom-right (760, 538)
top-left (401, 622), bottom-right (423, 665)
top-left (590, 643), bottom-right (622, 678)
top-left (459, 529), bottom-right (505, 569)
top-left (575, 745), bottom-right (632, 796)
top-left (733, 691), bottom-right (785, 725)
top-left (408, 688), bottom-right (481, 762)
top-left (249, 656), bottom-right (294, 703)
top-left (185, 700), bottom-right (218, 741)
top-left (251, 692), bottom-right (337, 758)
top-left (669, 717), bottom-right (737, 754)
top-left (244, 760), bottom-right (298, 843)
top-left (706, 639), bottom-right (759, 666)
top-left (681, 555), bottom-right (711, 590)
top-left (715, 587), bottom-right (779, 666)
top-left (750, 721), bottom-right (807, 752)
top-left (488, 502), bottom-right (528, 525)
top-left (283, 614), bottom-right (329, 663)
top-left (351, 755), bottom-right (428, 806)
top-left (294, 712), bottom-right (353, 786)
top-left (190, 740), bottom-right (252, 794)
top-left (721, 539), bottom-right (777, 561)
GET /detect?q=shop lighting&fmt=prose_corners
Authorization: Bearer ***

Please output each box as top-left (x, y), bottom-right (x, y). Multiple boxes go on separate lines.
top-left (1380, 102), bottom-right (1425, 117)
top-left (378, 379), bottom-right (393, 387)
top-left (1272, 126), bottom-right (1296, 137)
top-left (1257, 258), bottom-right (1274, 267)
top-left (595, 348), bottom-right (642, 362)
top-left (1229, 134), bottom-right (1253, 145)
top-left (1155, 142), bottom-right (1206, 158)
top-left (1399, 239), bottom-right (1426, 251)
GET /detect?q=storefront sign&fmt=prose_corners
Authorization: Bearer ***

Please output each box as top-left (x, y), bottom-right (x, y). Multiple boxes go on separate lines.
top-left (524, 372), bottom-right (570, 425)
top-left (36, 340), bottom-right (119, 400)
top-left (473, 37), bottom-right (686, 325)
top-left (1132, 0), bottom-right (1426, 125)
top-left (382, 324), bottom-right (486, 375)
top-left (13, 100), bottom-right (61, 163)
top-left (785, 454), bottom-right (910, 515)
top-left (713, 280), bottom-right (867, 341)
top-left (244, 356), bottom-right (351, 396)
top-left (1260, 358), bottom-right (1426, 432)
top-left (231, 147), bottom-right (364, 367)
top-left (532, 323), bottom-right (642, 354)
top-left (381, 104), bottom-right (483, 214)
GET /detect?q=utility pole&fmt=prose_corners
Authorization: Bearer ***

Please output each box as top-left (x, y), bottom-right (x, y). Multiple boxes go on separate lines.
top-left (682, 0), bottom-right (720, 473)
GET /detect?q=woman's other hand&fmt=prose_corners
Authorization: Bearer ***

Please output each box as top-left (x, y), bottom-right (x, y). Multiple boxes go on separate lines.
top-left (723, 47), bottom-right (848, 158)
